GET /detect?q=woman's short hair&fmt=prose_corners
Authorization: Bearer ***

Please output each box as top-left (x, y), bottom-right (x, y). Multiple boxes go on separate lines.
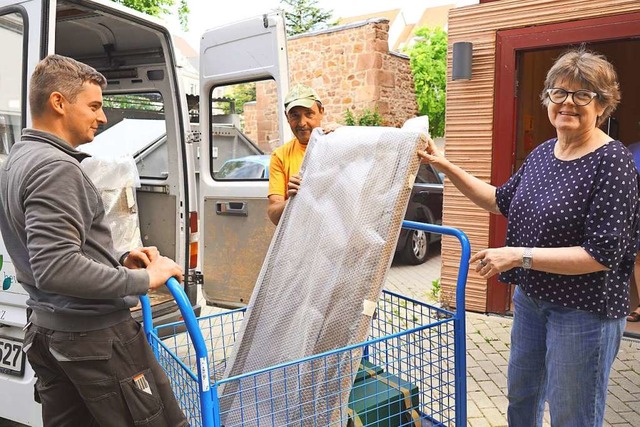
top-left (29, 54), bottom-right (107, 118)
top-left (540, 48), bottom-right (620, 127)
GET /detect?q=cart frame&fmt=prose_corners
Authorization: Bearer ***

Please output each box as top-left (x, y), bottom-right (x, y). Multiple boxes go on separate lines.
top-left (141, 221), bottom-right (470, 426)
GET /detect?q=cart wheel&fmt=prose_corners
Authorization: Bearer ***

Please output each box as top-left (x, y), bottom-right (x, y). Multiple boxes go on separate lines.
top-left (402, 229), bottom-right (429, 265)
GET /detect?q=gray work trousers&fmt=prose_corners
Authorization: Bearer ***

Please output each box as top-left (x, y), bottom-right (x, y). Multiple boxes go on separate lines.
top-left (24, 317), bottom-right (188, 427)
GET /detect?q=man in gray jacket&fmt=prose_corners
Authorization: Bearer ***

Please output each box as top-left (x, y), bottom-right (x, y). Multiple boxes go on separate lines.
top-left (0, 55), bottom-right (188, 426)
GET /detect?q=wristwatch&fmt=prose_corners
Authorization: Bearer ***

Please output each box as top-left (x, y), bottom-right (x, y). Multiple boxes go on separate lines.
top-left (522, 247), bottom-right (533, 269)
top-left (119, 251), bottom-right (131, 266)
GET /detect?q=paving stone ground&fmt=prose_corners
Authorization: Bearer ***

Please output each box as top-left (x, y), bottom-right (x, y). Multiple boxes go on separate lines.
top-left (384, 245), bottom-right (640, 427)
top-left (2, 244), bottom-right (638, 427)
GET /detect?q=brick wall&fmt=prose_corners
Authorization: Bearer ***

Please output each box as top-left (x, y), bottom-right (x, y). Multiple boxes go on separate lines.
top-left (289, 19), bottom-right (417, 127)
top-left (247, 19), bottom-right (418, 146)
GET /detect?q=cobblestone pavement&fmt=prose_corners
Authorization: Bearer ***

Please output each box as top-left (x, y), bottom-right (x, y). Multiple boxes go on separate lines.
top-left (3, 244), bottom-right (638, 427)
top-left (385, 246), bottom-right (640, 427)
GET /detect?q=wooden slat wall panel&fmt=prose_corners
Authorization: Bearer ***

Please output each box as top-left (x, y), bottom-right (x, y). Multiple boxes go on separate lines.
top-left (442, 0), bottom-right (640, 313)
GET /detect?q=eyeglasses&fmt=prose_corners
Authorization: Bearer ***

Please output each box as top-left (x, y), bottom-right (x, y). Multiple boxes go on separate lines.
top-left (546, 88), bottom-right (599, 106)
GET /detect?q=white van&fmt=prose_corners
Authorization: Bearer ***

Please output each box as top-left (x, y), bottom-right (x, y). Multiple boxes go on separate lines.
top-left (0, 1), bottom-right (288, 424)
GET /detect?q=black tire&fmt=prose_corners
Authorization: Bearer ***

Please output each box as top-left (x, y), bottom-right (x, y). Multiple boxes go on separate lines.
top-left (401, 229), bottom-right (429, 265)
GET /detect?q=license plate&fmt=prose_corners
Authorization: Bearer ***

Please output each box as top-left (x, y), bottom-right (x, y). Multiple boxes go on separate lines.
top-left (0, 336), bottom-right (25, 376)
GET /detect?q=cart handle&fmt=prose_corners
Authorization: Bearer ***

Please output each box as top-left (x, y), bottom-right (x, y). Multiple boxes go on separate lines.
top-left (401, 220), bottom-right (470, 317)
top-left (402, 220), bottom-right (469, 427)
top-left (139, 278), bottom-right (215, 427)
top-left (139, 222), bottom-right (470, 427)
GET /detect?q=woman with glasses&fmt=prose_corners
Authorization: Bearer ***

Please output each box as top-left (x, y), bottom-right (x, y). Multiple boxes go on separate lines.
top-left (419, 48), bottom-right (640, 426)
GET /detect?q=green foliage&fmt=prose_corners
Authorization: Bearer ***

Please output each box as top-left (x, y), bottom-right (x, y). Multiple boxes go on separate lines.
top-left (430, 277), bottom-right (441, 301)
top-left (280, 0), bottom-right (333, 36)
top-left (216, 83), bottom-right (256, 115)
top-left (113, 0), bottom-right (190, 31)
top-left (405, 26), bottom-right (447, 138)
top-left (103, 94), bottom-right (163, 111)
top-left (343, 108), bottom-right (383, 127)
top-left (176, 0), bottom-right (189, 30)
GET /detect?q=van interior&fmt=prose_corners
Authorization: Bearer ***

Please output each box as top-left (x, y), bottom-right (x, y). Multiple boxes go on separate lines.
top-left (55, 1), bottom-right (190, 314)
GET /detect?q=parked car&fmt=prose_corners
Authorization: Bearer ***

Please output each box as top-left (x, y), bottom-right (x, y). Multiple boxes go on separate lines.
top-left (216, 155), bottom-right (271, 179)
top-left (218, 154), bottom-right (443, 265)
top-left (396, 163), bottom-right (444, 264)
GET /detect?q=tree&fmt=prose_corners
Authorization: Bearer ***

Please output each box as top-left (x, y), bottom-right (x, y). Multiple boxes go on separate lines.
top-left (405, 27), bottom-right (447, 138)
top-left (113, 0), bottom-right (189, 30)
top-left (216, 83), bottom-right (257, 115)
top-left (280, 0), bottom-right (333, 36)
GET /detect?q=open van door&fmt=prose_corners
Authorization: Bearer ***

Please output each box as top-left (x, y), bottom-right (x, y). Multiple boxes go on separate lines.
top-left (0, 1), bottom-right (49, 424)
top-left (198, 12), bottom-right (289, 307)
top-left (1, 1), bottom-right (199, 424)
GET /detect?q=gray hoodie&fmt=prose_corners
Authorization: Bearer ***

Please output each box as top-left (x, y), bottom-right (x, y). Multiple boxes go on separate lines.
top-left (0, 129), bottom-right (149, 332)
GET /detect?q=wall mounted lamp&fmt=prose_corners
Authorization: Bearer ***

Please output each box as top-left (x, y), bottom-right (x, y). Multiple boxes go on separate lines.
top-left (452, 42), bottom-right (473, 81)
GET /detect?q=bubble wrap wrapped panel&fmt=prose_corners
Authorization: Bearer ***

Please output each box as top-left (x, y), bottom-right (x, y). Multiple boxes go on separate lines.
top-left (81, 156), bottom-right (142, 253)
top-left (221, 126), bottom-right (422, 426)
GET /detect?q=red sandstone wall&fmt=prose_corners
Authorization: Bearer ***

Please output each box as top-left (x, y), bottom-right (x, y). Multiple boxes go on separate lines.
top-left (246, 19), bottom-right (418, 147)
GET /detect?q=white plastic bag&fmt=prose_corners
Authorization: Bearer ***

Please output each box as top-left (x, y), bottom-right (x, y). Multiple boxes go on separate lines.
top-left (82, 156), bottom-right (142, 253)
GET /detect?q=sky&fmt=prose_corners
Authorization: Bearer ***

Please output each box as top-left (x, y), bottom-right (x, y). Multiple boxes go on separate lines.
top-left (167, 0), bottom-right (477, 48)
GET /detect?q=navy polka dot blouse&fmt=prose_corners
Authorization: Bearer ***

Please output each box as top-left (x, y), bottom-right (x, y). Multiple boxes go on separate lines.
top-left (496, 139), bottom-right (640, 319)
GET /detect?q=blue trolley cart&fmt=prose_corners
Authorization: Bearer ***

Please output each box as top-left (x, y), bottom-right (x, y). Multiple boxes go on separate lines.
top-left (141, 221), bottom-right (470, 426)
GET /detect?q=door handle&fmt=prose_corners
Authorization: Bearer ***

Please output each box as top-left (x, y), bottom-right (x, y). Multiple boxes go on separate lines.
top-left (216, 201), bottom-right (248, 216)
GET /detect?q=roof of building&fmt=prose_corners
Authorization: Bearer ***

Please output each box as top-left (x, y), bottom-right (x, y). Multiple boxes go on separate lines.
top-left (392, 23), bottom-right (416, 52)
top-left (173, 34), bottom-right (199, 71)
top-left (336, 8), bottom-right (401, 26)
top-left (336, 4), bottom-right (454, 52)
top-left (414, 4), bottom-right (453, 31)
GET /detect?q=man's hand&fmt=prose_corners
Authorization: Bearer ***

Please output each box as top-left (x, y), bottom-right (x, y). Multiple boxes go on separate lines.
top-left (287, 173), bottom-right (302, 198)
top-left (146, 255), bottom-right (184, 291)
top-left (268, 173), bottom-right (303, 225)
top-left (123, 246), bottom-right (159, 269)
top-left (321, 122), bottom-right (341, 134)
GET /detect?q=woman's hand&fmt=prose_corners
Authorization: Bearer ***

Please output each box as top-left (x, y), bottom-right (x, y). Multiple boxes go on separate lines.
top-left (470, 247), bottom-right (522, 278)
top-left (417, 134), bottom-right (445, 166)
top-left (416, 134), bottom-right (500, 213)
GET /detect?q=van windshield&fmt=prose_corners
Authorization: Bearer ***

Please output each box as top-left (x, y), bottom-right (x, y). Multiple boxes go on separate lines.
top-left (100, 93), bottom-right (165, 133)
top-left (83, 92), bottom-right (169, 179)
top-left (210, 80), bottom-right (278, 181)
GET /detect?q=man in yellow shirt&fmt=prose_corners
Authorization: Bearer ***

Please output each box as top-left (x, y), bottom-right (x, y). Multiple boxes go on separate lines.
top-left (267, 84), bottom-right (325, 225)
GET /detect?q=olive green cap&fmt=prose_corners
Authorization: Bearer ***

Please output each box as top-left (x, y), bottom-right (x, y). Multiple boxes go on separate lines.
top-left (284, 84), bottom-right (322, 114)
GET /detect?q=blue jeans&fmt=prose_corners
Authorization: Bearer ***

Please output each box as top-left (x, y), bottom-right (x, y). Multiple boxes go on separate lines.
top-left (507, 286), bottom-right (625, 427)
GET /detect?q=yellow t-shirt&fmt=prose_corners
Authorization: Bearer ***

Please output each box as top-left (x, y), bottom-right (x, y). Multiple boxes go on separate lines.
top-left (268, 137), bottom-right (306, 199)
